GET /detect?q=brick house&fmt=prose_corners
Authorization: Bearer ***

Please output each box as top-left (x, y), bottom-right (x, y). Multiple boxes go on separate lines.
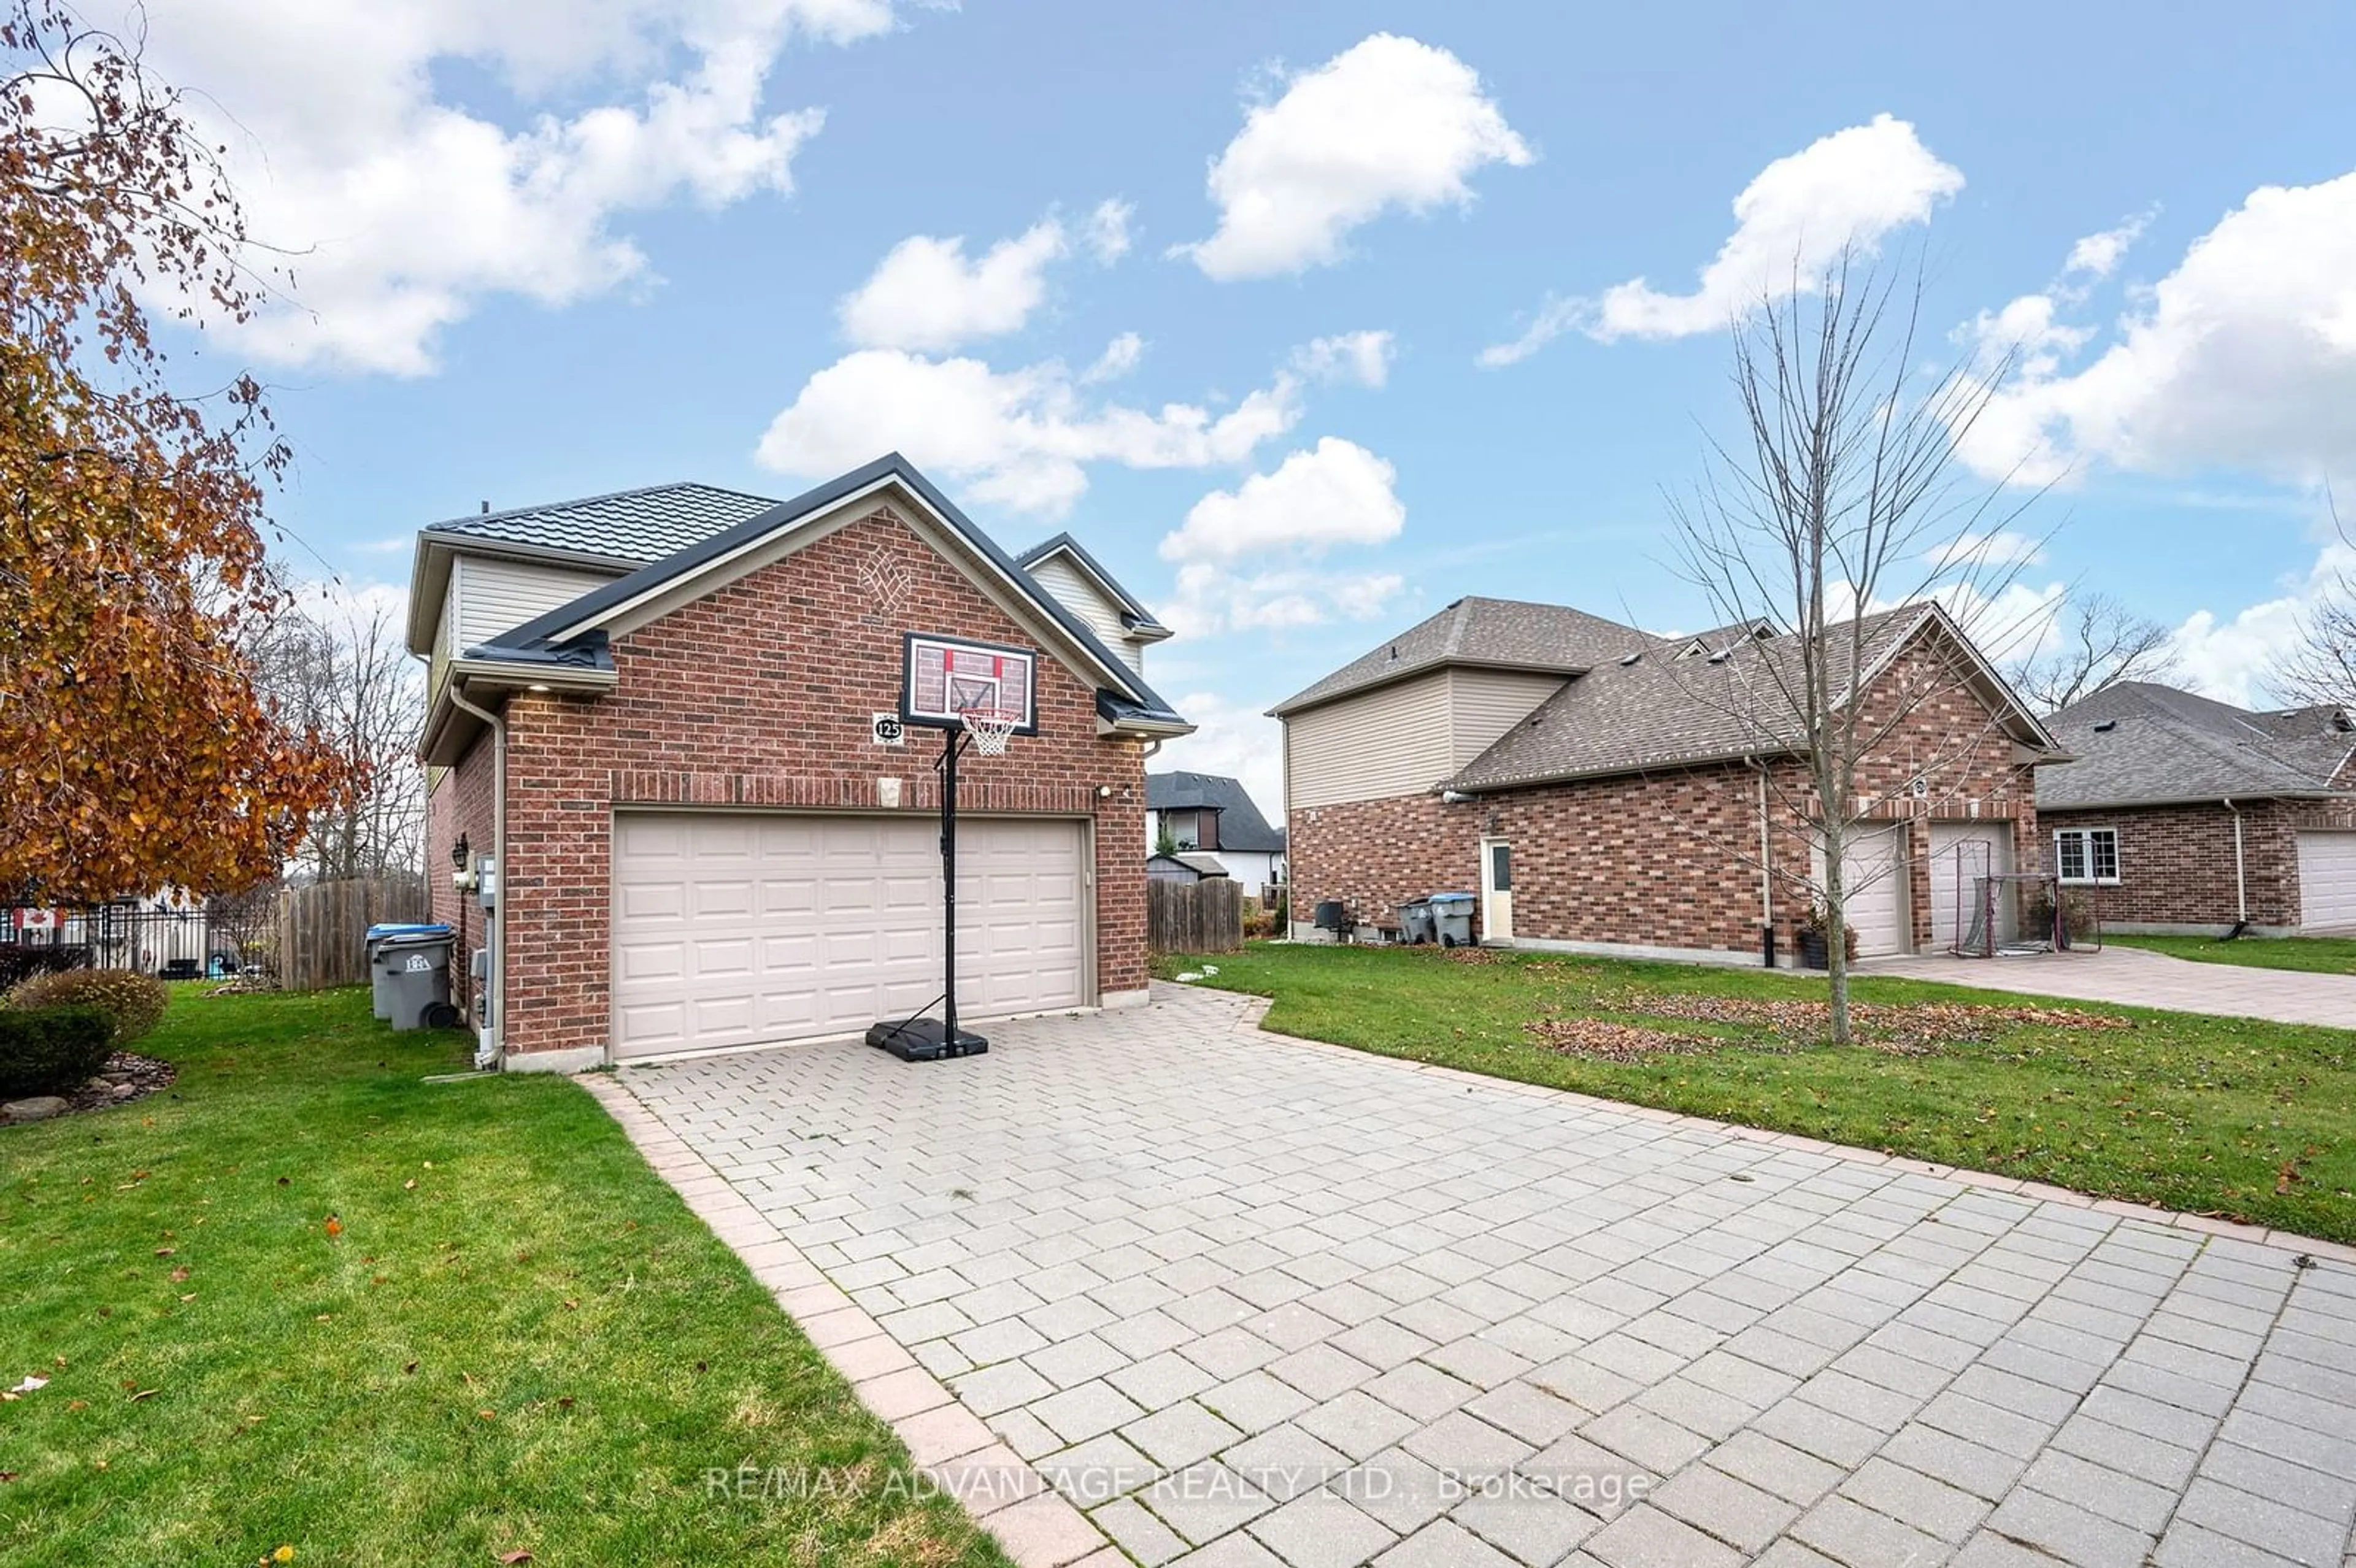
top-left (1276, 596), bottom-right (2057, 964)
top-left (2036, 682), bottom-right (2356, 935)
top-left (406, 454), bottom-right (1189, 1071)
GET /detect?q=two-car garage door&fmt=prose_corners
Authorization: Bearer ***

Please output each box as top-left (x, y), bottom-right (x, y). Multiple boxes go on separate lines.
top-left (610, 812), bottom-right (1086, 1060)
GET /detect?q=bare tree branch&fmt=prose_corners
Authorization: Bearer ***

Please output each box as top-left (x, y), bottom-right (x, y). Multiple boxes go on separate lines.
top-left (2008, 591), bottom-right (2181, 714)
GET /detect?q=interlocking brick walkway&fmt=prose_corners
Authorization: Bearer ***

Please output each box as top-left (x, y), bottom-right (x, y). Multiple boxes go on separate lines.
top-left (605, 982), bottom-right (2356, 1568)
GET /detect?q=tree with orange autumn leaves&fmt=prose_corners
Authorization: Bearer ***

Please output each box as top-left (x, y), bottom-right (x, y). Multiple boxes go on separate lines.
top-left (2, 0), bottom-right (348, 903)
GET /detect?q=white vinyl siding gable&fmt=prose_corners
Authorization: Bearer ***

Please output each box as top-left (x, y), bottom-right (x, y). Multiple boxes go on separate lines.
top-left (1028, 553), bottom-right (1144, 675)
top-left (452, 554), bottom-right (619, 650)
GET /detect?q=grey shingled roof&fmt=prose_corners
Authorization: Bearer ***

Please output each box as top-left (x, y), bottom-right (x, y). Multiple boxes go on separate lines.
top-left (2036, 682), bottom-right (2355, 808)
top-left (424, 482), bottom-right (783, 564)
top-left (1270, 597), bottom-right (1650, 717)
top-left (474, 453), bottom-right (1190, 731)
top-left (1147, 771), bottom-right (1287, 853)
top-left (1446, 605), bottom-right (1955, 791)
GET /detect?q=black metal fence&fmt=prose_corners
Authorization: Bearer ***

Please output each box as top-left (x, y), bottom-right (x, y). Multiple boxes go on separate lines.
top-left (1, 901), bottom-right (252, 985)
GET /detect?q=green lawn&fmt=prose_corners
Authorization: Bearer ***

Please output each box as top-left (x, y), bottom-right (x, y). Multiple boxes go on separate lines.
top-left (1163, 943), bottom-right (2356, 1244)
top-left (0, 986), bottom-right (1009, 1568)
top-left (2108, 932), bottom-right (2356, 975)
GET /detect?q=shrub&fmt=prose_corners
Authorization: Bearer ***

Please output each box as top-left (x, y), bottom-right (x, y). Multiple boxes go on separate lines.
top-left (0, 1006), bottom-right (112, 1098)
top-left (7, 968), bottom-right (169, 1045)
top-left (0, 945), bottom-right (91, 991)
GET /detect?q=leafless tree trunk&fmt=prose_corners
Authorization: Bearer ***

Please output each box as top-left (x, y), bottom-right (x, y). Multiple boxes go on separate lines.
top-left (2273, 493), bottom-right (2355, 710)
top-left (253, 599), bottom-right (424, 880)
top-left (2008, 592), bottom-right (2181, 714)
top-left (1666, 248), bottom-right (2047, 1044)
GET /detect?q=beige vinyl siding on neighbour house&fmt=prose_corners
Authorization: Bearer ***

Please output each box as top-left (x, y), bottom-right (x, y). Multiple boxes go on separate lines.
top-left (1027, 554), bottom-right (1142, 674)
top-left (452, 555), bottom-right (618, 650)
top-left (1450, 669), bottom-right (1571, 763)
top-left (1287, 666), bottom-right (1573, 810)
top-left (1286, 671), bottom-right (1458, 807)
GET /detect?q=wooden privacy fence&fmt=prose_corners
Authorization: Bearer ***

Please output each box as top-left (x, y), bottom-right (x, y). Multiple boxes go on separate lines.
top-left (276, 874), bottom-right (430, 991)
top-left (1148, 878), bottom-right (1244, 955)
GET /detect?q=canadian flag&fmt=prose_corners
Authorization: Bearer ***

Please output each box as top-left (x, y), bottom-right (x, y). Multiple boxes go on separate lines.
top-left (17, 909), bottom-right (58, 932)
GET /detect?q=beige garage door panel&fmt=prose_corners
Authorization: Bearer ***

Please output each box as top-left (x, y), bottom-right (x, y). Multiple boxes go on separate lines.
top-left (2299, 831), bottom-right (2356, 932)
top-left (1813, 824), bottom-right (1908, 958)
top-left (612, 812), bottom-right (1086, 1059)
top-left (1929, 823), bottom-right (2011, 950)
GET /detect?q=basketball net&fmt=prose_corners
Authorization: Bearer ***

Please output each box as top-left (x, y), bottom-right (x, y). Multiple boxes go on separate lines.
top-left (960, 707), bottom-right (1020, 756)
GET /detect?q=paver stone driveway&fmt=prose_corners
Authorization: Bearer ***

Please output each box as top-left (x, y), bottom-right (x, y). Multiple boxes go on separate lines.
top-left (614, 982), bottom-right (2356, 1568)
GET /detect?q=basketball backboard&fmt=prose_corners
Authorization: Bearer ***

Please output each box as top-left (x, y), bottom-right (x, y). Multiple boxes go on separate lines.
top-left (901, 632), bottom-right (1039, 733)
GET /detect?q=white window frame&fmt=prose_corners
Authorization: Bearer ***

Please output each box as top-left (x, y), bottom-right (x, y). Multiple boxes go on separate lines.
top-left (2054, 826), bottom-right (2120, 886)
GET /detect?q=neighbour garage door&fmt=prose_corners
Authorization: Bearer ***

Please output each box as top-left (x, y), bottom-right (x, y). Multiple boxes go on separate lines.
top-left (1812, 824), bottom-right (1909, 958)
top-left (610, 812), bottom-right (1086, 1059)
top-left (2299, 831), bottom-right (2356, 933)
top-left (1929, 821), bottom-right (2011, 952)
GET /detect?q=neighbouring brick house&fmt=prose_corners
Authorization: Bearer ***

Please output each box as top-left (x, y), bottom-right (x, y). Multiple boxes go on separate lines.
top-left (407, 454), bottom-right (1189, 1070)
top-left (1276, 596), bottom-right (2058, 964)
top-left (2036, 682), bottom-right (2356, 935)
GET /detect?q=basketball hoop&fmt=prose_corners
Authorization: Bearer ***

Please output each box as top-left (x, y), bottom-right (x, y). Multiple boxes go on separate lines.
top-left (959, 707), bottom-right (1021, 756)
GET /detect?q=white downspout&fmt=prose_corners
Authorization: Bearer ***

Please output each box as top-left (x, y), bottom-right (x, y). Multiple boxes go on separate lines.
top-left (2223, 796), bottom-right (2248, 928)
top-left (447, 681), bottom-right (507, 1066)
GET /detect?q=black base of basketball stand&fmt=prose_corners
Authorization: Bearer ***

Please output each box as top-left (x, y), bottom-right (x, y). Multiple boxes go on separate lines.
top-left (863, 1015), bottom-right (989, 1061)
top-left (865, 712), bottom-right (991, 1064)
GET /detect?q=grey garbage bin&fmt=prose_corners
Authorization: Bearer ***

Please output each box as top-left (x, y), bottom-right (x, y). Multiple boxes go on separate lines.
top-left (367, 922), bottom-right (448, 1020)
top-left (379, 929), bottom-right (461, 1031)
top-left (1396, 898), bottom-right (1435, 944)
top-left (1428, 892), bottom-right (1477, 947)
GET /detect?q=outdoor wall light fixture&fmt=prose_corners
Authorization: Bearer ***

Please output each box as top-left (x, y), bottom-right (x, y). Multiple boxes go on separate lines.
top-left (450, 834), bottom-right (470, 870)
top-left (1096, 784), bottom-right (1114, 799)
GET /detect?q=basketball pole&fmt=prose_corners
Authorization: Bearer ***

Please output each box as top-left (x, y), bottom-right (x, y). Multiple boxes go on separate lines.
top-left (940, 718), bottom-right (963, 1050)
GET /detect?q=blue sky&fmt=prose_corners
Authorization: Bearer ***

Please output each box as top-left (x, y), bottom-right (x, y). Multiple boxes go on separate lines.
top-left (141, 0), bottom-right (2356, 813)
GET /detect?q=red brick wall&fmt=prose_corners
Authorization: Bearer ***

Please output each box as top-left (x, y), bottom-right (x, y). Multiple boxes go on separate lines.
top-left (1287, 631), bottom-right (2038, 958)
top-left (2042, 796), bottom-right (2356, 929)
top-left (480, 506), bottom-right (1146, 1059)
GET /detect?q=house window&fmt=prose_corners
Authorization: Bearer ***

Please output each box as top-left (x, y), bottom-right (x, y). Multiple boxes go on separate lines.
top-left (2054, 828), bottom-right (2119, 886)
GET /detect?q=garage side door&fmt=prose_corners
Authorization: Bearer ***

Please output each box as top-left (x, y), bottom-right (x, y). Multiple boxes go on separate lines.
top-left (2298, 831), bottom-right (2356, 933)
top-left (1812, 824), bottom-right (1908, 958)
top-left (611, 813), bottom-right (1085, 1059)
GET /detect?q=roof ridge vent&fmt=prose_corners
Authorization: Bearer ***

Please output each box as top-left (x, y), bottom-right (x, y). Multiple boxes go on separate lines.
top-left (1706, 646), bottom-right (1734, 664)
top-left (2092, 718), bottom-right (2117, 732)
top-left (1618, 650), bottom-right (1642, 666)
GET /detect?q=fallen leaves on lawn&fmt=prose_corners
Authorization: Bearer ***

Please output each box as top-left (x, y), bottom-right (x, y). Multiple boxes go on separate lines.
top-left (496, 1551), bottom-right (534, 1565)
top-left (1525, 1018), bottom-right (1719, 1061)
top-left (323, 1216), bottom-right (342, 1239)
top-left (1587, 990), bottom-right (2133, 1055)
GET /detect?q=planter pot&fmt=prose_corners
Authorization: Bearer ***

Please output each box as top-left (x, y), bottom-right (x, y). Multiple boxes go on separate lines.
top-left (1797, 930), bottom-right (1829, 970)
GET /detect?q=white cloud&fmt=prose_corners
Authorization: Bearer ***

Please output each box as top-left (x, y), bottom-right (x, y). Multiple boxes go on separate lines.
top-left (1150, 691), bottom-right (1288, 827)
top-left (1290, 330), bottom-right (1395, 388)
top-left (1159, 438), bottom-right (1405, 563)
top-left (2064, 210), bottom-right (2154, 280)
top-left (1082, 199), bottom-right (1136, 264)
top-left (1479, 113), bottom-right (1961, 364)
top-left (1960, 171), bottom-right (2356, 486)
top-left (838, 219), bottom-right (1068, 352)
top-left (1178, 33), bottom-right (1531, 281)
top-left (1155, 563), bottom-right (1407, 642)
top-left (1079, 331), bottom-right (1147, 384)
top-left (135, 0), bottom-right (918, 375)
top-left (2169, 539), bottom-right (2356, 704)
top-left (837, 197), bottom-right (1133, 352)
top-left (753, 347), bottom-right (1304, 515)
top-left (1922, 529), bottom-right (2047, 571)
